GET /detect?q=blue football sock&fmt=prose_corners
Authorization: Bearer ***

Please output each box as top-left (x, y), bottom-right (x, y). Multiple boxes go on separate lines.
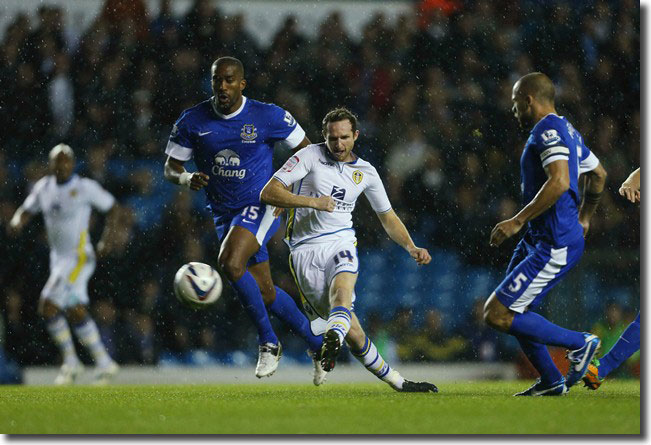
top-left (516, 336), bottom-right (563, 385)
top-left (509, 311), bottom-right (585, 350)
top-left (268, 287), bottom-right (323, 352)
top-left (232, 271), bottom-right (278, 346)
top-left (598, 312), bottom-right (640, 379)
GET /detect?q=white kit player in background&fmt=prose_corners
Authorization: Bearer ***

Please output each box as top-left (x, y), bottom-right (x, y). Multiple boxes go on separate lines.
top-left (9, 144), bottom-right (121, 385)
top-left (261, 108), bottom-right (438, 393)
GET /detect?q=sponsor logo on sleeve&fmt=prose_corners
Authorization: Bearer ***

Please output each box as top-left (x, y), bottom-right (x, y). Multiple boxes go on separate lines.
top-left (282, 155), bottom-right (300, 172)
top-left (170, 124), bottom-right (179, 138)
top-left (541, 129), bottom-right (561, 146)
top-left (283, 111), bottom-right (296, 127)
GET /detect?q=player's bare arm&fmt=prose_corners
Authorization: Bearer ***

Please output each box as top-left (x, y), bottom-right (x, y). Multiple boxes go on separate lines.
top-left (7, 205), bottom-right (33, 236)
top-left (490, 159), bottom-right (569, 247)
top-left (619, 167), bottom-right (640, 203)
top-left (293, 136), bottom-right (311, 151)
top-left (579, 162), bottom-right (607, 236)
top-left (163, 156), bottom-right (209, 191)
top-left (260, 177), bottom-right (335, 212)
top-left (376, 209), bottom-right (431, 265)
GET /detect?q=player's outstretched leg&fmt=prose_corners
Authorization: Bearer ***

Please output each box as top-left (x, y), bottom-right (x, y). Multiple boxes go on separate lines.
top-left (267, 286), bottom-right (323, 353)
top-left (582, 312), bottom-right (639, 390)
top-left (347, 314), bottom-right (437, 393)
top-left (69, 306), bottom-right (119, 384)
top-left (515, 337), bottom-right (566, 396)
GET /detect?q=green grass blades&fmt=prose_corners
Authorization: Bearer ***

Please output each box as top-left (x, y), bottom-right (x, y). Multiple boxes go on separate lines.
top-left (0, 381), bottom-right (639, 434)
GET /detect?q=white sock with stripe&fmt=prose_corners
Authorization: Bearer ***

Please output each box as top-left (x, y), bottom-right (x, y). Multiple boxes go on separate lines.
top-left (325, 306), bottom-right (352, 344)
top-left (351, 336), bottom-right (405, 389)
top-left (73, 317), bottom-right (112, 367)
top-left (46, 315), bottom-right (79, 365)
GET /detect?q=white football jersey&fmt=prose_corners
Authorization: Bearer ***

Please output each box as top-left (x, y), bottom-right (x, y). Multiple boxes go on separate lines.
top-left (273, 143), bottom-right (392, 248)
top-left (21, 174), bottom-right (115, 259)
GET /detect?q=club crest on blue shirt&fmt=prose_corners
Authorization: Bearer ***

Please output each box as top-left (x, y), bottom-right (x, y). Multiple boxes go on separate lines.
top-left (240, 124), bottom-right (258, 143)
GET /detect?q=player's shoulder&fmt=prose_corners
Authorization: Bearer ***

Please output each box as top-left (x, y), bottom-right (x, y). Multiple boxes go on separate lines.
top-left (531, 114), bottom-right (568, 148)
top-left (246, 98), bottom-right (283, 113)
top-left (176, 99), bottom-right (213, 124)
top-left (31, 175), bottom-right (52, 193)
top-left (247, 98), bottom-right (296, 124)
top-left (350, 154), bottom-right (379, 175)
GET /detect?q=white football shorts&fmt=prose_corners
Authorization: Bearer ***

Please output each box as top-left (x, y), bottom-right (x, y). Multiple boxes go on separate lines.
top-left (41, 253), bottom-right (96, 309)
top-left (289, 235), bottom-right (358, 336)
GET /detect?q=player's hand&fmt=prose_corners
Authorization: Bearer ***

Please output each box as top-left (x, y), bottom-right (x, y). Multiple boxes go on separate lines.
top-left (181, 171), bottom-right (210, 191)
top-left (490, 218), bottom-right (523, 247)
top-left (409, 247), bottom-right (431, 265)
top-left (313, 196), bottom-right (335, 212)
top-left (619, 182), bottom-right (640, 203)
top-left (273, 206), bottom-right (286, 218)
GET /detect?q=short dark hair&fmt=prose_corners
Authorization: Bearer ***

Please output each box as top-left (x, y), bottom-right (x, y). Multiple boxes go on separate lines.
top-left (212, 56), bottom-right (244, 77)
top-left (322, 107), bottom-right (358, 135)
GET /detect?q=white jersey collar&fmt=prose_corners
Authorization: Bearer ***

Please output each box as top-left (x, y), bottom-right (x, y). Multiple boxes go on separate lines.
top-left (212, 96), bottom-right (247, 119)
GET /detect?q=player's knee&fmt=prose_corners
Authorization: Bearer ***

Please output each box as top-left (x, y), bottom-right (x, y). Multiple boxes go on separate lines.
top-left (260, 285), bottom-right (276, 306)
top-left (483, 306), bottom-right (511, 332)
top-left (218, 254), bottom-right (245, 282)
top-left (66, 305), bottom-right (88, 324)
top-left (39, 300), bottom-right (60, 320)
top-left (329, 287), bottom-right (352, 308)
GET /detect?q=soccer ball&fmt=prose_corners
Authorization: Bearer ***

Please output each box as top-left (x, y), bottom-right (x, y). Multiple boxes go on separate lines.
top-left (173, 262), bottom-right (223, 308)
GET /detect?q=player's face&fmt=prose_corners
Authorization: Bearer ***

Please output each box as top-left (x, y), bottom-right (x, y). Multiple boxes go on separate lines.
top-left (211, 63), bottom-right (246, 114)
top-left (324, 120), bottom-right (359, 162)
top-left (50, 153), bottom-right (74, 183)
top-left (511, 83), bottom-right (533, 129)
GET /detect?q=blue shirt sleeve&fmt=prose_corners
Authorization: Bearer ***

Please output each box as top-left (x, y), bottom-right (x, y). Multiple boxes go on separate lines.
top-left (165, 111), bottom-right (196, 161)
top-left (532, 120), bottom-right (571, 168)
top-left (264, 104), bottom-right (305, 147)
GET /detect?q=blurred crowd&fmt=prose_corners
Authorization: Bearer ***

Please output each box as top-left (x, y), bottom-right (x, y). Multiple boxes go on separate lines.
top-left (0, 0), bottom-right (640, 371)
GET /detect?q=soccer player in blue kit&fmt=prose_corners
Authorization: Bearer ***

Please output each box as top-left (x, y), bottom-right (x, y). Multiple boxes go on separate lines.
top-left (163, 57), bottom-right (324, 380)
top-left (483, 72), bottom-right (603, 396)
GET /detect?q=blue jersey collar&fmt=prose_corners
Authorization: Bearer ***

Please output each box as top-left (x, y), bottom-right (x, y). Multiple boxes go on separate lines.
top-left (211, 96), bottom-right (247, 119)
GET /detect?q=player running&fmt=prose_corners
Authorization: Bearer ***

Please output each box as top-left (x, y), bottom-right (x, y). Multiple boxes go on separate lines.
top-left (163, 56), bottom-right (324, 380)
top-left (260, 107), bottom-right (438, 393)
top-left (484, 72), bottom-right (604, 396)
top-left (583, 167), bottom-right (640, 390)
top-left (9, 144), bottom-right (120, 385)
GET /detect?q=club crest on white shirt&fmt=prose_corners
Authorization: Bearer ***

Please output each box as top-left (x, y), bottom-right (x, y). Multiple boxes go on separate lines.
top-left (352, 170), bottom-right (363, 184)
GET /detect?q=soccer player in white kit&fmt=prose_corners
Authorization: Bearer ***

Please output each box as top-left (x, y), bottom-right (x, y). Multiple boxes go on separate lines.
top-left (9, 144), bottom-right (120, 385)
top-left (261, 108), bottom-right (437, 392)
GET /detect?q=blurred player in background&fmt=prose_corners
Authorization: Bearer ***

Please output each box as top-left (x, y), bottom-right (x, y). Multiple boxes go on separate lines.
top-left (8, 144), bottom-right (120, 385)
top-left (484, 73), bottom-right (605, 396)
top-left (163, 56), bottom-right (324, 380)
top-left (583, 167), bottom-right (640, 390)
top-left (261, 107), bottom-right (437, 392)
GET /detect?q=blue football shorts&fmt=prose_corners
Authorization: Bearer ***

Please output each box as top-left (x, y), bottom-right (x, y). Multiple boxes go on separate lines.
top-left (213, 202), bottom-right (280, 266)
top-left (494, 234), bottom-right (584, 313)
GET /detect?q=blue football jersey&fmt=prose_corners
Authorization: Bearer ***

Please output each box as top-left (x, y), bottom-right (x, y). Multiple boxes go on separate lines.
top-left (520, 113), bottom-right (587, 246)
top-left (165, 96), bottom-right (305, 215)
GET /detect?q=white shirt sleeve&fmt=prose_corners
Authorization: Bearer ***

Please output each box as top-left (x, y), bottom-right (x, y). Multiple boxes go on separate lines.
top-left (21, 178), bottom-right (46, 214)
top-left (364, 167), bottom-right (392, 213)
top-left (579, 151), bottom-right (600, 175)
top-left (273, 146), bottom-right (314, 187)
top-left (82, 178), bottom-right (116, 212)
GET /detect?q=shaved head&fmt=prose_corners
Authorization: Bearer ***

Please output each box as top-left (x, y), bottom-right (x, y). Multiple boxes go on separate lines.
top-left (212, 56), bottom-right (244, 78)
top-left (514, 72), bottom-right (555, 105)
top-left (49, 143), bottom-right (75, 160)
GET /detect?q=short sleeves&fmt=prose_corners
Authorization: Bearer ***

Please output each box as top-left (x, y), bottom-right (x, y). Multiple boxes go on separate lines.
top-left (273, 146), bottom-right (315, 187)
top-left (534, 127), bottom-right (570, 168)
top-left (165, 112), bottom-right (195, 161)
top-left (266, 104), bottom-right (306, 149)
top-left (579, 146), bottom-right (600, 174)
top-left (82, 178), bottom-right (115, 212)
top-left (363, 168), bottom-right (392, 214)
top-left (21, 177), bottom-right (46, 214)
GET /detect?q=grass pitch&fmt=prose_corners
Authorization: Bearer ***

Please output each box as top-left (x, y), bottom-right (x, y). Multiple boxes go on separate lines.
top-left (0, 380), bottom-right (639, 434)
